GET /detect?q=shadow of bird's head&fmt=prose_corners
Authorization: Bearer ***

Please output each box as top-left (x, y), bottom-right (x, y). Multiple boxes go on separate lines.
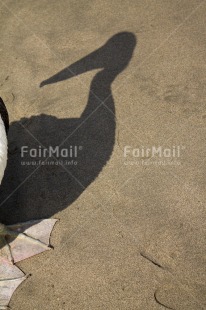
top-left (40, 32), bottom-right (136, 87)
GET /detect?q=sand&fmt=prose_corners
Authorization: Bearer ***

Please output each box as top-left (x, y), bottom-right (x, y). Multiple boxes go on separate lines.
top-left (0, 0), bottom-right (205, 309)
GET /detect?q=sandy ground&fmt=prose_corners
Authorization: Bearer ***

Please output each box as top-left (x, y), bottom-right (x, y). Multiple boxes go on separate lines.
top-left (0, 0), bottom-right (206, 309)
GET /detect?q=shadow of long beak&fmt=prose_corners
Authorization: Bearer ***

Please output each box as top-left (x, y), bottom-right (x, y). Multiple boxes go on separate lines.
top-left (40, 47), bottom-right (104, 87)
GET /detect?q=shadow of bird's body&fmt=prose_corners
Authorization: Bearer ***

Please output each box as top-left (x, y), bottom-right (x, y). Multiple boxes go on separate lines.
top-left (0, 32), bottom-right (136, 224)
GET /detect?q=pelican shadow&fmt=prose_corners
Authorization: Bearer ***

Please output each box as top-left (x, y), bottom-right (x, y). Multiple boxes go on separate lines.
top-left (0, 32), bottom-right (136, 224)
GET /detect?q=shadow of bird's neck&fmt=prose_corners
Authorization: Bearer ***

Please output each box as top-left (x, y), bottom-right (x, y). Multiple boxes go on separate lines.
top-left (80, 69), bottom-right (118, 119)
